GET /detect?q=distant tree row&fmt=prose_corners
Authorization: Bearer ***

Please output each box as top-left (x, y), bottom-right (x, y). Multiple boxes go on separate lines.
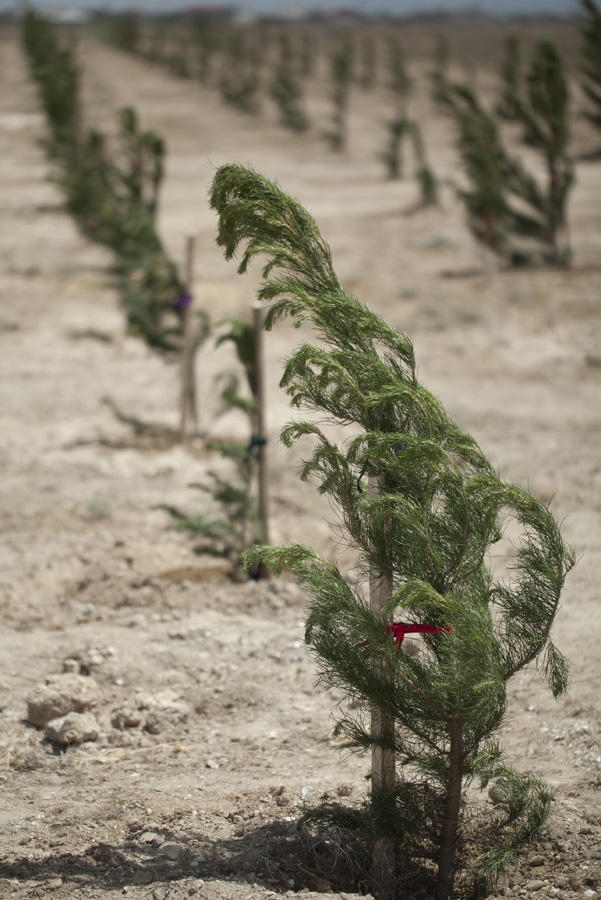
top-left (23, 10), bottom-right (273, 573)
top-left (101, 4), bottom-right (601, 270)
top-left (21, 8), bottom-right (205, 429)
top-left (102, 13), bottom-right (439, 209)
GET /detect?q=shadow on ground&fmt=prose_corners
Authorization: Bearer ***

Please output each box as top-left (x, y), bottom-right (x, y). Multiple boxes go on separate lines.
top-left (0, 817), bottom-right (437, 898)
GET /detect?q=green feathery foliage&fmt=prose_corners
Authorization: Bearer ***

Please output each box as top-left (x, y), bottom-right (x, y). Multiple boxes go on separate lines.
top-left (440, 84), bottom-right (513, 258)
top-left (61, 109), bottom-right (165, 258)
top-left (511, 41), bottom-right (573, 264)
top-left (215, 318), bottom-right (259, 406)
top-left (440, 41), bottom-right (574, 267)
top-left (580, 0), bottom-right (601, 152)
top-left (60, 104), bottom-right (191, 356)
top-left (210, 164), bottom-right (574, 898)
top-left (21, 10), bottom-right (81, 155)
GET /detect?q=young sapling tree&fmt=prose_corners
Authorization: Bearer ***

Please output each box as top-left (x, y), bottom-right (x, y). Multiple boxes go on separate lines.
top-left (387, 36), bottom-right (412, 114)
top-left (496, 35), bottom-right (523, 122)
top-left (192, 19), bottom-right (219, 85)
top-left (440, 40), bottom-right (574, 267)
top-left (270, 33), bottom-right (309, 133)
top-left (580, 0), bottom-right (601, 156)
top-left (358, 34), bottom-right (377, 90)
top-left (214, 312), bottom-right (270, 555)
top-left (159, 312), bottom-right (269, 577)
top-left (114, 106), bottom-right (165, 221)
top-left (381, 117), bottom-right (409, 180)
top-left (381, 38), bottom-right (412, 179)
top-left (22, 13), bottom-right (208, 431)
top-left (162, 21), bottom-right (193, 80)
top-left (440, 84), bottom-right (512, 258)
top-left (298, 28), bottom-right (318, 79)
top-left (407, 120), bottom-right (439, 209)
top-left (515, 41), bottom-right (574, 265)
top-left (430, 34), bottom-right (450, 109)
top-left (179, 235), bottom-right (198, 441)
top-left (381, 115), bottom-right (438, 208)
top-left (379, 40), bottom-right (437, 207)
top-left (146, 20), bottom-right (169, 66)
top-left (210, 164), bottom-right (574, 899)
top-left (22, 10), bottom-right (81, 156)
top-left (109, 10), bottom-right (141, 56)
top-left (322, 39), bottom-right (353, 151)
top-left (219, 29), bottom-right (262, 116)
top-left (494, 36), bottom-right (545, 149)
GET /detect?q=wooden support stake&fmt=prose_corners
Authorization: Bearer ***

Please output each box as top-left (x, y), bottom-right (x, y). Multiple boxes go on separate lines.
top-left (369, 476), bottom-right (396, 899)
top-left (179, 235), bottom-right (196, 443)
top-left (252, 301), bottom-right (270, 563)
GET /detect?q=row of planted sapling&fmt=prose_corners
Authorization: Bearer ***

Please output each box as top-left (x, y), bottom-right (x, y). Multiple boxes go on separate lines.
top-left (210, 163), bottom-right (574, 899)
top-left (441, 38), bottom-right (576, 268)
top-left (580, 0), bottom-right (601, 156)
top-left (380, 37), bottom-right (439, 211)
top-left (441, 0), bottom-right (601, 264)
top-left (101, 6), bottom-right (601, 259)
top-left (19, 13), bottom-right (581, 895)
top-left (100, 11), bottom-right (437, 199)
top-left (157, 310), bottom-right (271, 580)
top-left (21, 9), bottom-right (204, 438)
top-left (21, 10), bottom-right (271, 579)
top-left (24, 7), bottom-right (598, 578)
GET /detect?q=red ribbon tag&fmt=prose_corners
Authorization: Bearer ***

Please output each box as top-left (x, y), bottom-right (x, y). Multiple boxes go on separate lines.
top-left (385, 623), bottom-right (453, 649)
top-left (357, 623), bottom-right (453, 651)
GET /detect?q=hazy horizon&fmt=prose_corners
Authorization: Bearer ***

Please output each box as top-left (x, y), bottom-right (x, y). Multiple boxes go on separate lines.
top-left (0, 0), bottom-right (583, 16)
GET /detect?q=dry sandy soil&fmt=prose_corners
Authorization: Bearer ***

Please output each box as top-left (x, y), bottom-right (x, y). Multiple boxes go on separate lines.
top-left (1, 20), bottom-right (600, 900)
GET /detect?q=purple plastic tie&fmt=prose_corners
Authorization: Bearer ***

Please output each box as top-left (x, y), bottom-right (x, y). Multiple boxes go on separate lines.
top-left (174, 292), bottom-right (192, 310)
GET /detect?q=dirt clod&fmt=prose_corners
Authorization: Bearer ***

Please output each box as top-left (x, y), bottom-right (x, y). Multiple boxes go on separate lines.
top-left (26, 673), bottom-right (101, 728)
top-left (44, 711), bottom-right (101, 746)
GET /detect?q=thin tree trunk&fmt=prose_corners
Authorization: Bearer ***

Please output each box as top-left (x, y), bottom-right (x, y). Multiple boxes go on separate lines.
top-left (252, 301), bottom-right (270, 578)
top-left (547, 149), bottom-right (571, 267)
top-left (369, 474), bottom-right (396, 899)
top-left (436, 719), bottom-right (465, 900)
top-left (371, 687), bottom-right (396, 900)
top-left (179, 235), bottom-right (195, 443)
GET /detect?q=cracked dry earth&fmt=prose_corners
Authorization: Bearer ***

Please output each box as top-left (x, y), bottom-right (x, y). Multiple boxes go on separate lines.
top-left (1, 22), bottom-right (601, 900)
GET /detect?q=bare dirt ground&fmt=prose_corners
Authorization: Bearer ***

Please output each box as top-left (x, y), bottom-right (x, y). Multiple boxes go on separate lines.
top-left (1, 22), bottom-right (600, 900)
